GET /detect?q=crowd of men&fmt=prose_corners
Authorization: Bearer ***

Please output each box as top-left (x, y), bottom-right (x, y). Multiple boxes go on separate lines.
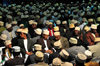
top-left (0, 0), bottom-right (100, 66)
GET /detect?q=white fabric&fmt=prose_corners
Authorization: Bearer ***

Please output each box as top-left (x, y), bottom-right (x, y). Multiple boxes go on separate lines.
top-left (51, 30), bottom-right (53, 36)
top-left (23, 39), bottom-right (29, 63)
top-left (43, 39), bottom-right (49, 51)
top-left (24, 39), bottom-right (28, 52)
top-left (79, 23), bottom-right (87, 30)
top-left (5, 49), bottom-right (14, 61)
top-left (2, 30), bottom-right (16, 40)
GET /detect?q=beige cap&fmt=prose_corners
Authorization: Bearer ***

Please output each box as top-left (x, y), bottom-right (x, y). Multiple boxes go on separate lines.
top-left (21, 28), bottom-right (28, 34)
top-left (0, 34), bottom-right (7, 40)
top-left (94, 37), bottom-right (100, 42)
top-left (59, 49), bottom-right (69, 59)
top-left (82, 18), bottom-right (87, 22)
top-left (54, 40), bottom-right (62, 49)
top-left (33, 21), bottom-right (37, 25)
top-left (45, 20), bottom-right (50, 25)
top-left (34, 44), bottom-right (42, 51)
top-left (75, 27), bottom-right (80, 31)
top-left (52, 58), bottom-right (62, 66)
top-left (69, 24), bottom-right (75, 28)
top-left (5, 40), bottom-right (11, 46)
top-left (13, 46), bottom-right (20, 52)
top-left (19, 24), bottom-right (24, 27)
top-left (61, 62), bottom-right (73, 66)
top-left (88, 18), bottom-right (93, 22)
top-left (56, 20), bottom-right (61, 25)
top-left (77, 53), bottom-right (87, 63)
top-left (0, 21), bottom-right (4, 26)
top-left (6, 24), bottom-right (12, 29)
top-left (49, 22), bottom-right (53, 25)
top-left (71, 19), bottom-right (78, 24)
top-left (29, 20), bottom-right (34, 25)
top-left (91, 24), bottom-right (97, 29)
top-left (35, 51), bottom-right (44, 60)
top-left (69, 37), bottom-right (78, 44)
top-left (62, 21), bottom-right (67, 24)
top-left (54, 32), bottom-right (60, 36)
top-left (97, 17), bottom-right (100, 22)
top-left (17, 29), bottom-right (23, 32)
top-left (54, 26), bottom-right (59, 32)
top-left (84, 50), bottom-right (92, 58)
top-left (43, 30), bottom-right (49, 35)
top-left (84, 26), bottom-right (90, 32)
top-left (12, 21), bottom-right (17, 24)
top-left (34, 28), bottom-right (42, 35)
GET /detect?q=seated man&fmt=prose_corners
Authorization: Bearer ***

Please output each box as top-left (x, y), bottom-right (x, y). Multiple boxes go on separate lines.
top-left (2, 40), bottom-right (13, 63)
top-left (37, 29), bottom-right (53, 54)
top-left (4, 46), bottom-right (24, 66)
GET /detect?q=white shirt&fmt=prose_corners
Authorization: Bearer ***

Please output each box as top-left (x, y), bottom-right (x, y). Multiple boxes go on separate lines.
top-left (79, 22), bottom-right (87, 30)
top-left (24, 39), bottom-right (28, 52)
top-left (24, 39), bottom-right (29, 63)
top-left (43, 39), bottom-right (49, 51)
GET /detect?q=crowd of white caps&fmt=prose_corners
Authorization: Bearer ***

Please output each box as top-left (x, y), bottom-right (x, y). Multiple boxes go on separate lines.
top-left (0, 0), bottom-right (100, 27)
top-left (0, 0), bottom-right (100, 66)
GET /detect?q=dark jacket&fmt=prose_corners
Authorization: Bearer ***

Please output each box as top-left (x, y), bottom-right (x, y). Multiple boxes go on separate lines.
top-left (18, 39), bottom-right (34, 57)
top-left (37, 38), bottom-right (53, 52)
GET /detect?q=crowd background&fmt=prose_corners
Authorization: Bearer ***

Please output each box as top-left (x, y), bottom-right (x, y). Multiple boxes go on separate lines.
top-left (0, 0), bottom-right (100, 66)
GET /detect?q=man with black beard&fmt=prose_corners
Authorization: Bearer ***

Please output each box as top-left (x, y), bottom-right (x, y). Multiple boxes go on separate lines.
top-left (28, 20), bottom-right (37, 38)
top-left (2, 24), bottom-right (16, 40)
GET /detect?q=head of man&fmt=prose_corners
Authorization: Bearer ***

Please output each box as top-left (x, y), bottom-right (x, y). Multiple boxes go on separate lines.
top-left (5, 40), bottom-right (12, 48)
top-left (49, 22), bottom-right (53, 29)
top-left (74, 27), bottom-right (81, 36)
top-left (32, 22), bottom-right (37, 29)
top-left (43, 30), bottom-right (49, 40)
top-left (19, 28), bottom-right (28, 39)
top-left (54, 32), bottom-right (61, 41)
top-left (6, 24), bottom-right (13, 32)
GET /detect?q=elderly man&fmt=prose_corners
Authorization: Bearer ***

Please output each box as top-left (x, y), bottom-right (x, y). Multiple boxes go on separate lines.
top-left (28, 20), bottom-right (38, 38)
top-left (37, 29), bottom-right (53, 54)
top-left (2, 40), bottom-right (13, 62)
top-left (2, 24), bottom-right (16, 40)
top-left (31, 28), bottom-right (42, 44)
top-left (11, 21), bottom-right (19, 32)
top-left (53, 32), bottom-right (69, 49)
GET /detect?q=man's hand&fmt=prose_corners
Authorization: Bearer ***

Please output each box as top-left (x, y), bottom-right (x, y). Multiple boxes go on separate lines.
top-left (45, 50), bottom-right (53, 54)
top-left (26, 51), bottom-right (33, 55)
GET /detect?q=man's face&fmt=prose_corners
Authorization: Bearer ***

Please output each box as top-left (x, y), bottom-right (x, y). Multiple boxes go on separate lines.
top-left (54, 35), bottom-right (61, 41)
top-left (7, 27), bottom-right (13, 32)
top-left (74, 30), bottom-right (80, 36)
top-left (43, 34), bottom-right (49, 40)
top-left (49, 25), bottom-right (53, 29)
top-left (7, 44), bottom-right (12, 48)
top-left (92, 29), bottom-right (97, 33)
top-left (32, 24), bottom-right (37, 29)
top-left (20, 33), bottom-right (27, 39)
